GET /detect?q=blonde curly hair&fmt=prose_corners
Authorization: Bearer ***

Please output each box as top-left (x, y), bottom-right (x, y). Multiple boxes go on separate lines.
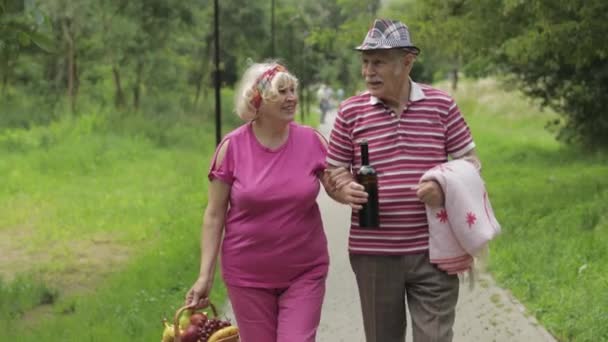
top-left (234, 61), bottom-right (299, 121)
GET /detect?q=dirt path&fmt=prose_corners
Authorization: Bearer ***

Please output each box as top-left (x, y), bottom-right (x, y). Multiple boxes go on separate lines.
top-left (223, 111), bottom-right (557, 341)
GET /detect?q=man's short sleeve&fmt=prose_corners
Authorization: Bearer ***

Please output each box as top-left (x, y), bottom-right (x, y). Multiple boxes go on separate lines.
top-left (444, 99), bottom-right (475, 158)
top-left (326, 105), bottom-right (354, 168)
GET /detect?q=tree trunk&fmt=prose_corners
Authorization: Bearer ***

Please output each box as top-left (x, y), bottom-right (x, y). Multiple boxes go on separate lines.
top-left (112, 65), bottom-right (126, 108)
top-left (305, 88), bottom-right (310, 117)
top-left (194, 35), bottom-right (213, 109)
top-left (451, 67), bottom-right (459, 91)
top-left (62, 17), bottom-right (76, 113)
top-left (1, 75), bottom-right (6, 97)
top-left (1, 58), bottom-right (8, 98)
top-left (193, 68), bottom-right (206, 109)
top-left (133, 59), bottom-right (143, 111)
top-left (299, 86), bottom-right (304, 122)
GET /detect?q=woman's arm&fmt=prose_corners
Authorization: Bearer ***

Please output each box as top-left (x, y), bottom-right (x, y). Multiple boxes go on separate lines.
top-left (313, 130), bottom-right (368, 209)
top-left (185, 141), bottom-right (231, 308)
top-left (197, 179), bottom-right (230, 283)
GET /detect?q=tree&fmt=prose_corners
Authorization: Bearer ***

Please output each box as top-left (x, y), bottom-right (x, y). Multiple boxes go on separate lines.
top-left (400, 0), bottom-right (608, 148)
top-left (0, 0), bottom-right (53, 96)
top-left (492, 0), bottom-right (608, 147)
top-left (385, 0), bottom-right (472, 89)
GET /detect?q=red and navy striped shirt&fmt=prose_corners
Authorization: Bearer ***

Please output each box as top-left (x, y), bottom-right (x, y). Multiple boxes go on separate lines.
top-left (327, 81), bottom-right (475, 255)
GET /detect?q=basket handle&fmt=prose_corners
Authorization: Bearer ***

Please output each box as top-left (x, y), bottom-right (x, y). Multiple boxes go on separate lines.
top-left (173, 302), bottom-right (219, 342)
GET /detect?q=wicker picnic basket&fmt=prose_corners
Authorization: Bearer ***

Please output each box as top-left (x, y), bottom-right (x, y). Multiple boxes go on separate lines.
top-left (173, 302), bottom-right (240, 342)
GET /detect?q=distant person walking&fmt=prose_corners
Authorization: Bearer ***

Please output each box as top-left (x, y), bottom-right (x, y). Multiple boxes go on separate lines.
top-left (185, 61), bottom-right (336, 342)
top-left (336, 88), bottom-right (345, 103)
top-left (316, 84), bottom-right (333, 124)
top-left (324, 19), bottom-right (483, 342)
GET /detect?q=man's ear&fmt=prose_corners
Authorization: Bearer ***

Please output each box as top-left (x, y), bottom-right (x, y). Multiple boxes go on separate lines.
top-left (404, 53), bottom-right (416, 67)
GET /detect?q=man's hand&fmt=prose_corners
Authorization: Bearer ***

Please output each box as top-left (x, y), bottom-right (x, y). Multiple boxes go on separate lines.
top-left (338, 181), bottom-right (368, 211)
top-left (322, 168), bottom-right (368, 210)
top-left (415, 180), bottom-right (444, 208)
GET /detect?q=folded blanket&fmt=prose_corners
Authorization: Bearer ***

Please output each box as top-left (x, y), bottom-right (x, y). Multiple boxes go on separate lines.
top-left (420, 160), bottom-right (501, 274)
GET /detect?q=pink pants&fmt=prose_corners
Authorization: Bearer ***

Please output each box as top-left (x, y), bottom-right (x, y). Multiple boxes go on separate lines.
top-left (226, 274), bottom-right (326, 342)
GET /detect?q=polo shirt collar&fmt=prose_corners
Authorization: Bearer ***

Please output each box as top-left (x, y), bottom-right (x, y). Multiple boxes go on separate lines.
top-left (369, 79), bottom-right (425, 106)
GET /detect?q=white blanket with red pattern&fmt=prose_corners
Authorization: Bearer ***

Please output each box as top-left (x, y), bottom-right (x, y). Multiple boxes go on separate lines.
top-left (420, 160), bottom-right (501, 274)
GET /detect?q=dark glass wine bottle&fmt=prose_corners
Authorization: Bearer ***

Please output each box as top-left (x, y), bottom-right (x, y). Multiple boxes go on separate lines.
top-left (356, 139), bottom-right (380, 228)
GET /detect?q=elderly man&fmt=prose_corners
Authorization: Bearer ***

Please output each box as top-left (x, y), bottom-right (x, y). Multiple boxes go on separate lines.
top-left (326, 19), bottom-right (481, 342)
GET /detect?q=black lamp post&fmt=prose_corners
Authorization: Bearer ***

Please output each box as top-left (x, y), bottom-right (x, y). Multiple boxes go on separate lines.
top-left (271, 0), bottom-right (276, 57)
top-left (214, 0), bottom-right (221, 146)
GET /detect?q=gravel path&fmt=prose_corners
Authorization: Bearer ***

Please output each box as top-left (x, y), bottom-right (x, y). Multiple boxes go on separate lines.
top-left (223, 111), bottom-right (557, 341)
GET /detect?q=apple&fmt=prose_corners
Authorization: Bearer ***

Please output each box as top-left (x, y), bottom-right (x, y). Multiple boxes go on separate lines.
top-left (190, 312), bottom-right (208, 327)
top-left (180, 324), bottom-right (200, 342)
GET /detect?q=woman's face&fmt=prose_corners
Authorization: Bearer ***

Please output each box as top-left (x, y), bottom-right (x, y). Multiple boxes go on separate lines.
top-left (259, 82), bottom-right (298, 123)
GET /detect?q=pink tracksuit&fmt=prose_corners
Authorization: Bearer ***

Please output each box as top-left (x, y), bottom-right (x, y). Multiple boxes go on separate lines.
top-left (209, 122), bottom-right (329, 342)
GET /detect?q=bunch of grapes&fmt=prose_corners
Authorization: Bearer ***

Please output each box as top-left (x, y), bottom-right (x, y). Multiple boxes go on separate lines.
top-left (197, 318), bottom-right (233, 342)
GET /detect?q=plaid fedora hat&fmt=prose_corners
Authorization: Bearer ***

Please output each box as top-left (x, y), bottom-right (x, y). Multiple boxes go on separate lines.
top-left (355, 19), bottom-right (420, 54)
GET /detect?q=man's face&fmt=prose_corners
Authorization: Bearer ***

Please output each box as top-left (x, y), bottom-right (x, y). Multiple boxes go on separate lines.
top-left (361, 50), bottom-right (411, 102)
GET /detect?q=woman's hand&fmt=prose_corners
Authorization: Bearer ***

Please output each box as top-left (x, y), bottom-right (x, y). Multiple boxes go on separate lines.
top-left (325, 167), bottom-right (355, 191)
top-left (185, 276), bottom-right (213, 309)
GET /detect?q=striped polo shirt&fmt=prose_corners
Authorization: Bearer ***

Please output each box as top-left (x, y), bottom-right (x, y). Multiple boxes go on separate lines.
top-left (327, 80), bottom-right (475, 255)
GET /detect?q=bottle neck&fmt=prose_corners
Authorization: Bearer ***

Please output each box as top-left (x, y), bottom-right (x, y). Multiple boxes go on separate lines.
top-left (361, 143), bottom-right (369, 166)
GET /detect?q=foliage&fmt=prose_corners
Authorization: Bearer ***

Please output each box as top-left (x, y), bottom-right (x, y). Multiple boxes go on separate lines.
top-left (0, 0), bottom-right (54, 52)
top-left (1, 0), bottom-right (377, 125)
top-left (400, 0), bottom-right (608, 148)
top-left (493, 1), bottom-right (608, 148)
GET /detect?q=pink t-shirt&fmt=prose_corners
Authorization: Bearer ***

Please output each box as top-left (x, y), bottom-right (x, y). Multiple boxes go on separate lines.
top-left (208, 122), bottom-right (329, 288)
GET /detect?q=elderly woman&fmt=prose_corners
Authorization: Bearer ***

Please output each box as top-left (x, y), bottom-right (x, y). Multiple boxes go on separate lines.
top-left (185, 62), bottom-right (332, 342)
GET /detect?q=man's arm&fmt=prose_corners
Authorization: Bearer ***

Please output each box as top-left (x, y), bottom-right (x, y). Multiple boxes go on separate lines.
top-left (417, 148), bottom-right (482, 207)
top-left (459, 148), bottom-right (482, 171)
top-left (312, 130), bottom-right (368, 209)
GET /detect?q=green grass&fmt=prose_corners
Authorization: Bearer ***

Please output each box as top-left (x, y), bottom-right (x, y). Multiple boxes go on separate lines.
top-left (449, 79), bottom-right (608, 342)
top-left (0, 112), bottom-right (228, 341)
top-left (295, 109), bottom-right (321, 128)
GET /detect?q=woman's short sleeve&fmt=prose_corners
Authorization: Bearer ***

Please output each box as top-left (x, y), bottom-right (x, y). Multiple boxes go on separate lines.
top-left (207, 138), bottom-right (234, 184)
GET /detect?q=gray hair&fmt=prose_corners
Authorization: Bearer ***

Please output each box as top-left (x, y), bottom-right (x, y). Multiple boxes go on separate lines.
top-left (234, 61), bottom-right (299, 121)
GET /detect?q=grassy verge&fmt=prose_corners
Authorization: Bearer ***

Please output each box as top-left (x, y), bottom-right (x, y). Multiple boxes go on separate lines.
top-left (0, 112), bottom-right (228, 341)
top-left (450, 79), bottom-right (608, 342)
top-left (295, 109), bottom-right (321, 128)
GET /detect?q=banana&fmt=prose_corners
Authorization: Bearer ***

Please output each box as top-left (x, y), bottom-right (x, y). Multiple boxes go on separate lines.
top-left (161, 319), bottom-right (176, 342)
top-left (207, 325), bottom-right (239, 342)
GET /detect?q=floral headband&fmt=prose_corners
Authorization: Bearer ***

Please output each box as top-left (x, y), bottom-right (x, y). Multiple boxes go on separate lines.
top-left (251, 64), bottom-right (287, 110)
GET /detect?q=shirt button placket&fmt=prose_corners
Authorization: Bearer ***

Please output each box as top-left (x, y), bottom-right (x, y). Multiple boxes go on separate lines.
top-left (389, 111), bottom-right (400, 145)
top-left (398, 108), bottom-right (406, 150)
